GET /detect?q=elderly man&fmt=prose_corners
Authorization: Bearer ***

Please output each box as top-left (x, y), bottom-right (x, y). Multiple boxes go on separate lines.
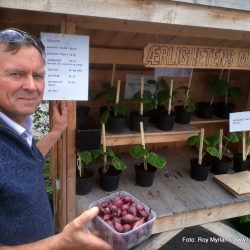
top-left (0, 28), bottom-right (112, 250)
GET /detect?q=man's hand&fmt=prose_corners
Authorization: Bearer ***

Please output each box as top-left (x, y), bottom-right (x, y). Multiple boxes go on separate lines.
top-left (51, 103), bottom-right (68, 138)
top-left (57, 207), bottom-right (113, 250)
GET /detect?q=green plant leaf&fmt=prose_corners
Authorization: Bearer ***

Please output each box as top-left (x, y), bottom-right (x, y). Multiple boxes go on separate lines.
top-left (159, 78), bottom-right (168, 89)
top-left (129, 145), bottom-right (149, 159)
top-left (246, 136), bottom-right (250, 146)
top-left (228, 87), bottom-right (243, 100)
top-left (240, 215), bottom-right (250, 223)
top-left (206, 135), bottom-right (220, 147)
top-left (206, 146), bottom-right (219, 157)
top-left (211, 79), bottom-right (228, 96)
top-left (184, 100), bottom-right (196, 112)
top-left (100, 111), bottom-right (110, 124)
top-left (186, 135), bottom-right (200, 146)
top-left (114, 102), bottom-right (129, 117)
top-left (146, 79), bottom-right (157, 85)
top-left (229, 132), bottom-right (240, 143)
top-left (78, 151), bottom-right (92, 165)
top-left (146, 152), bottom-right (166, 169)
top-left (157, 89), bottom-right (170, 105)
top-left (112, 156), bottom-right (127, 170)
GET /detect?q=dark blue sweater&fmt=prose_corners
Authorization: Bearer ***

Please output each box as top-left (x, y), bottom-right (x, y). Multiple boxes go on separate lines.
top-left (0, 121), bottom-right (54, 245)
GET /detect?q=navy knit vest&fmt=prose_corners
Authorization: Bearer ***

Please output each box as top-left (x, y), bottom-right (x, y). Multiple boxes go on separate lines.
top-left (0, 122), bottom-right (54, 245)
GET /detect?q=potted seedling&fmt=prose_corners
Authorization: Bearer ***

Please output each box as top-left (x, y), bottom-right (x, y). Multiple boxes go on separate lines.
top-left (232, 131), bottom-right (250, 172)
top-left (156, 79), bottom-right (176, 131)
top-left (146, 77), bottom-right (166, 123)
top-left (197, 70), bottom-right (227, 119)
top-left (102, 80), bottom-right (129, 134)
top-left (129, 122), bottom-right (166, 187)
top-left (91, 81), bottom-right (116, 114)
top-left (186, 128), bottom-right (211, 181)
top-left (205, 129), bottom-right (239, 174)
top-left (96, 123), bottom-right (127, 191)
top-left (130, 76), bottom-right (155, 132)
top-left (76, 150), bottom-right (99, 195)
top-left (215, 70), bottom-right (243, 119)
top-left (175, 69), bottom-right (195, 124)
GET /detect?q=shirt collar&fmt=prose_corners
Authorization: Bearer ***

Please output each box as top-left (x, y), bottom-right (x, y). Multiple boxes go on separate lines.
top-left (0, 112), bottom-right (33, 147)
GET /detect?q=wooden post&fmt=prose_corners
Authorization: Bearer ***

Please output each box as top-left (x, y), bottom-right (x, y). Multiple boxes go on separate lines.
top-left (52, 20), bottom-right (77, 232)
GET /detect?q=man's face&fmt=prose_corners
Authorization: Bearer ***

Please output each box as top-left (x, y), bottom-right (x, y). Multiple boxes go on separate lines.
top-left (0, 45), bottom-right (45, 124)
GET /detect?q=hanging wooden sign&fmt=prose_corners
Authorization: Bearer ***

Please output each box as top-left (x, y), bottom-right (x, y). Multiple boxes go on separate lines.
top-left (143, 43), bottom-right (250, 70)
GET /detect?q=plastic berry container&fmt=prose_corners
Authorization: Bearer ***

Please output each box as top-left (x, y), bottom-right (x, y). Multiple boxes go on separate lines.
top-left (89, 191), bottom-right (156, 250)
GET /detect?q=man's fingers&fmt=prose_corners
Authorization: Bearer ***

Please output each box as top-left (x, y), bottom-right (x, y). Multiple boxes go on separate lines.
top-left (74, 207), bottom-right (99, 226)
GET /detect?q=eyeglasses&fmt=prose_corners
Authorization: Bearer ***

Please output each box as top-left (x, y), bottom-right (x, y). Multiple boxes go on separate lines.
top-left (0, 28), bottom-right (45, 52)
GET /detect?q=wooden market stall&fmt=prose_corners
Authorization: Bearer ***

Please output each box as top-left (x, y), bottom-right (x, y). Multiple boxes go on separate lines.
top-left (1, 0), bottom-right (250, 241)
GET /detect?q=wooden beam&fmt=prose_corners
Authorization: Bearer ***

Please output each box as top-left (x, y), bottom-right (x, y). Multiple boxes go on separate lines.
top-left (170, 0), bottom-right (250, 12)
top-left (2, 8), bottom-right (250, 42)
top-left (75, 16), bottom-right (250, 43)
top-left (65, 22), bottom-right (77, 225)
top-left (1, 0), bottom-right (250, 32)
top-left (0, 8), bottom-right (64, 26)
top-left (102, 124), bottom-right (199, 146)
top-left (153, 201), bottom-right (250, 233)
top-left (90, 48), bottom-right (142, 65)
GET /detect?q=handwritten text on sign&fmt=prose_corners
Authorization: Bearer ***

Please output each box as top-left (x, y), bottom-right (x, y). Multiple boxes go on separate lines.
top-left (230, 112), bottom-right (250, 132)
top-left (143, 43), bottom-right (250, 70)
top-left (41, 33), bottom-right (89, 100)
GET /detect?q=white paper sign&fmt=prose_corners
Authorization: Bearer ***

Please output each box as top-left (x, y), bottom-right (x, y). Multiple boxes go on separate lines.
top-left (40, 33), bottom-right (89, 100)
top-left (229, 111), bottom-right (250, 132)
top-left (124, 74), bottom-right (155, 99)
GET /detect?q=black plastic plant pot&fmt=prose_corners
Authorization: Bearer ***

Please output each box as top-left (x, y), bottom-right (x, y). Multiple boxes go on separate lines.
top-left (215, 102), bottom-right (235, 119)
top-left (233, 153), bottom-right (250, 172)
top-left (149, 105), bottom-right (165, 124)
top-left (175, 105), bottom-right (193, 124)
top-left (156, 111), bottom-right (176, 131)
top-left (76, 169), bottom-right (94, 195)
top-left (76, 117), bottom-right (101, 151)
top-left (130, 111), bottom-right (150, 132)
top-left (134, 162), bottom-right (157, 187)
top-left (190, 158), bottom-right (210, 181)
top-left (77, 105), bottom-right (90, 117)
top-left (107, 115), bottom-right (127, 134)
top-left (98, 165), bottom-right (121, 191)
top-left (77, 106), bottom-right (91, 128)
top-left (211, 156), bottom-right (232, 175)
top-left (197, 102), bottom-right (214, 119)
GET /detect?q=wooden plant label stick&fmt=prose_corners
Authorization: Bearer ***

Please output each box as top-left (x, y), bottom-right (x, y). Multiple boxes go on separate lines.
top-left (184, 68), bottom-right (193, 107)
top-left (168, 79), bottom-right (173, 115)
top-left (219, 69), bottom-right (224, 79)
top-left (243, 131), bottom-right (246, 161)
top-left (111, 64), bottom-right (116, 87)
top-left (219, 129), bottom-right (223, 160)
top-left (140, 76), bottom-right (144, 116)
top-left (198, 128), bottom-right (204, 165)
top-left (246, 132), bottom-right (250, 156)
top-left (140, 122), bottom-right (145, 149)
top-left (115, 80), bottom-right (121, 104)
top-left (102, 123), bottom-right (107, 165)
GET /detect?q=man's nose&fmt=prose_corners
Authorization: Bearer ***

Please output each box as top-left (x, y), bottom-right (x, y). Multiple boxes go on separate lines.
top-left (23, 75), bottom-right (37, 90)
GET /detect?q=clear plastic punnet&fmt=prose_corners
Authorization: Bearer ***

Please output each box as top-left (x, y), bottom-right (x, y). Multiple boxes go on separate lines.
top-left (89, 191), bottom-right (156, 250)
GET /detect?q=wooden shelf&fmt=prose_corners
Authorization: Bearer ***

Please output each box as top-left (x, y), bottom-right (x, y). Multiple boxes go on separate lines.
top-left (190, 115), bottom-right (228, 125)
top-left (76, 147), bottom-right (250, 234)
top-left (102, 123), bottom-right (199, 146)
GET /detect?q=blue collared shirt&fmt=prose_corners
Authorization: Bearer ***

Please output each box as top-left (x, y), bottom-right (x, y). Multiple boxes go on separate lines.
top-left (0, 112), bottom-right (33, 147)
